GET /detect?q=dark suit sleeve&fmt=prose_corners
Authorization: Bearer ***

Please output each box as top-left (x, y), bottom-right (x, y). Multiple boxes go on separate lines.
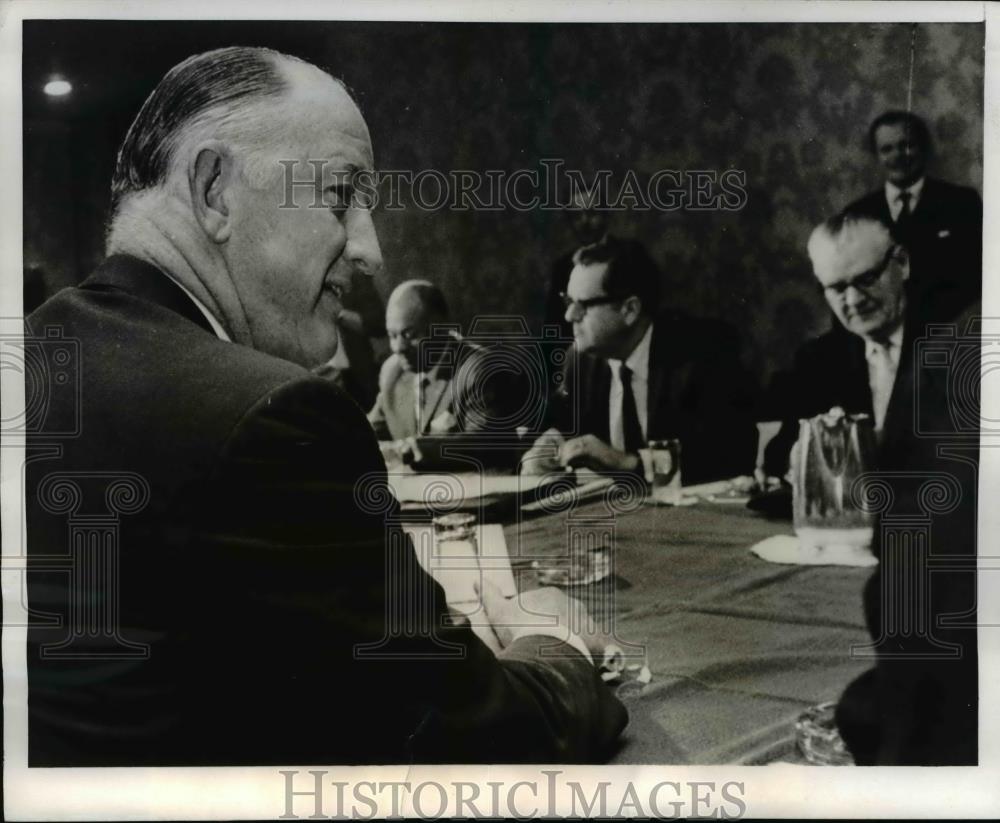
top-left (196, 376), bottom-right (626, 763)
top-left (762, 334), bottom-right (852, 478)
top-left (676, 321), bottom-right (759, 483)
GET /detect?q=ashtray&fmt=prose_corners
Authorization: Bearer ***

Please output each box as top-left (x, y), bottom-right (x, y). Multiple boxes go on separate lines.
top-left (795, 701), bottom-right (854, 765)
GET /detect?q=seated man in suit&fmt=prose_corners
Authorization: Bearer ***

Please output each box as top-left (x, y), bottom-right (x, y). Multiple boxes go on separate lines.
top-left (523, 236), bottom-right (757, 483)
top-left (368, 280), bottom-right (463, 440)
top-left (846, 110), bottom-right (982, 321)
top-left (764, 210), bottom-right (919, 476)
top-left (367, 280), bottom-right (524, 469)
top-left (24, 46), bottom-right (626, 766)
top-left (776, 214), bottom-right (979, 764)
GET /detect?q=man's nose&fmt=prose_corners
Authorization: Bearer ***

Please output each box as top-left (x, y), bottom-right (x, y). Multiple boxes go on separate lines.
top-left (344, 207), bottom-right (383, 278)
top-left (844, 284), bottom-right (867, 307)
top-left (564, 303), bottom-right (578, 323)
top-left (390, 335), bottom-right (409, 355)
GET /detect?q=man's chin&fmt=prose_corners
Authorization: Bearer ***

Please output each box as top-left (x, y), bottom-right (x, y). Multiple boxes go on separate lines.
top-left (849, 317), bottom-right (888, 339)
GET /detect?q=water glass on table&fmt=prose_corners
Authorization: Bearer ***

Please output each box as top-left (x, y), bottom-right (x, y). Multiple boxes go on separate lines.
top-left (432, 512), bottom-right (479, 556)
top-left (639, 438), bottom-right (682, 505)
top-left (535, 528), bottom-right (613, 587)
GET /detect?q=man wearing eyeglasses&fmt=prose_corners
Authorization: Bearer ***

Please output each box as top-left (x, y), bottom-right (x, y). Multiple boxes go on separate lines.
top-left (523, 236), bottom-right (757, 482)
top-left (763, 211), bottom-right (916, 476)
top-left (782, 211), bottom-right (980, 766)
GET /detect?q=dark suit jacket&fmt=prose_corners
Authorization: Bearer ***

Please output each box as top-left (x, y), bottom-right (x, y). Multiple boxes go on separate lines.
top-left (847, 177), bottom-right (982, 320)
top-left (834, 306), bottom-right (978, 765)
top-left (550, 312), bottom-right (758, 484)
top-left (25, 255), bottom-right (626, 766)
top-left (763, 303), bottom-right (929, 477)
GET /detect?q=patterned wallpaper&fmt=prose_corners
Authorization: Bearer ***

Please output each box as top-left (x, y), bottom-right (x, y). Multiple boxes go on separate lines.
top-left (24, 21), bottom-right (984, 383)
top-left (342, 22), bottom-right (984, 380)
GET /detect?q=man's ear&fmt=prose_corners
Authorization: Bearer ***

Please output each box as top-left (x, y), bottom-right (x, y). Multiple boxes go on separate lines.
top-left (189, 141), bottom-right (234, 243)
top-left (622, 295), bottom-right (643, 323)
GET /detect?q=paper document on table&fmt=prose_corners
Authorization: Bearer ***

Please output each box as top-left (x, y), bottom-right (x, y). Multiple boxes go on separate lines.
top-left (750, 534), bottom-right (878, 568)
top-left (520, 471), bottom-right (615, 512)
top-left (403, 523), bottom-right (517, 613)
top-left (389, 473), bottom-right (552, 503)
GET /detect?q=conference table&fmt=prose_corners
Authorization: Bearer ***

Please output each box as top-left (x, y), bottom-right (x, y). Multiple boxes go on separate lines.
top-left (391, 468), bottom-right (875, 765)
top-left (500, 485), bottom-right (874, 765)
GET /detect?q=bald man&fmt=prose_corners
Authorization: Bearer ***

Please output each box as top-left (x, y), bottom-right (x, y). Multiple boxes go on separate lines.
top-left (368, 280), bottom-right (458, 440)
top-left (368, 280), bottom-right (522, 450)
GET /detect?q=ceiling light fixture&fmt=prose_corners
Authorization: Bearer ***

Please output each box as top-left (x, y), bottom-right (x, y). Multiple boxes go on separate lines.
top-left (43, 77), bottom-right (72, 97)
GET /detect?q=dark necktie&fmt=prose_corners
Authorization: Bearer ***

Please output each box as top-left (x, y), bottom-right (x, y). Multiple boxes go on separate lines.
top-left (895, 190), bottom-right (912, 232)
top-left (619, 363), bottom-right (644, 454)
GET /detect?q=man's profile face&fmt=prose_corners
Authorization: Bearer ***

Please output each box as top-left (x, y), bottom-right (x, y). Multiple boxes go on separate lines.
top-left (386, 291), bottom-right (434, 373)
top-left (811, 224), bottom-right (909, 341)
top-left (565, 261), bottom-right (626, 357)
top-left (874, 122), bottom-right (926, 188)
top-left (223, 66), bottom-right (383, 368)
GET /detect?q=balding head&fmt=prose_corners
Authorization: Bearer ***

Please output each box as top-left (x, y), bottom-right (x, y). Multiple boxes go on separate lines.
top-left (386, 280), bottom-right (450, 372)
top-left (110, 46), bottom-right (356, 215)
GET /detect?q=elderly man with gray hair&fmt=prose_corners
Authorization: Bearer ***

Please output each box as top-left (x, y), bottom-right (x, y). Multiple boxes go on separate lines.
top-left (25, 47), bottom-right (626, 767)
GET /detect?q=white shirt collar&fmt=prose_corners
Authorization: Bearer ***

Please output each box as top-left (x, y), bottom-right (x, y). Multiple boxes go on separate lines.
top-left (864, 323), bottom-right (905, 361)
top-left (161, 272), bottom-right (231, 342)
top-left (609, 322), bottom-right (653, 381)
top-left (885, 176), bottom-right (925, 206)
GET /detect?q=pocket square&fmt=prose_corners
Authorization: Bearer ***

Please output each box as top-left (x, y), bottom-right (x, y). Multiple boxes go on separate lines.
top-left (937, 229), bottom-right (951, 238)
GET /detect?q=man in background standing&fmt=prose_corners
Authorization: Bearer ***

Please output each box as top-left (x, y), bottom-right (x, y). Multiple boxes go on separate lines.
top-left (847, 110), bottom-right (982, 321)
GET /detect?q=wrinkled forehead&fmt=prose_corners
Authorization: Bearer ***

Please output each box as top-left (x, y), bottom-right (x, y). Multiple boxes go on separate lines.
top-left (809, 223), bottom-right (892, 285)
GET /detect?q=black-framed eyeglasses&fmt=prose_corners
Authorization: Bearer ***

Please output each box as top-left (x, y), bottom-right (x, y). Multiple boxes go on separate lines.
top-left (560, 291), bottom-right (619, 318)
top-left (822, 246), bottom-right (898, 298)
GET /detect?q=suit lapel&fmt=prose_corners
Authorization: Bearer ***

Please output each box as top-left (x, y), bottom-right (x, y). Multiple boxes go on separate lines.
top-left (646, 322), bottom-right (671, 436)
top-left (882, 313), bottom-right (920, 439)
top-left (582, 357), bottom-right (612, 443)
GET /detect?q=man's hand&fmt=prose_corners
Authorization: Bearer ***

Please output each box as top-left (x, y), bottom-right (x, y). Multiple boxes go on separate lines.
top-left (560, 434), bottom-right (639, 473)
top-left (520, 428), bottom-right (565, 476)
top-left (478, 580), bottom-right (604, 661)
